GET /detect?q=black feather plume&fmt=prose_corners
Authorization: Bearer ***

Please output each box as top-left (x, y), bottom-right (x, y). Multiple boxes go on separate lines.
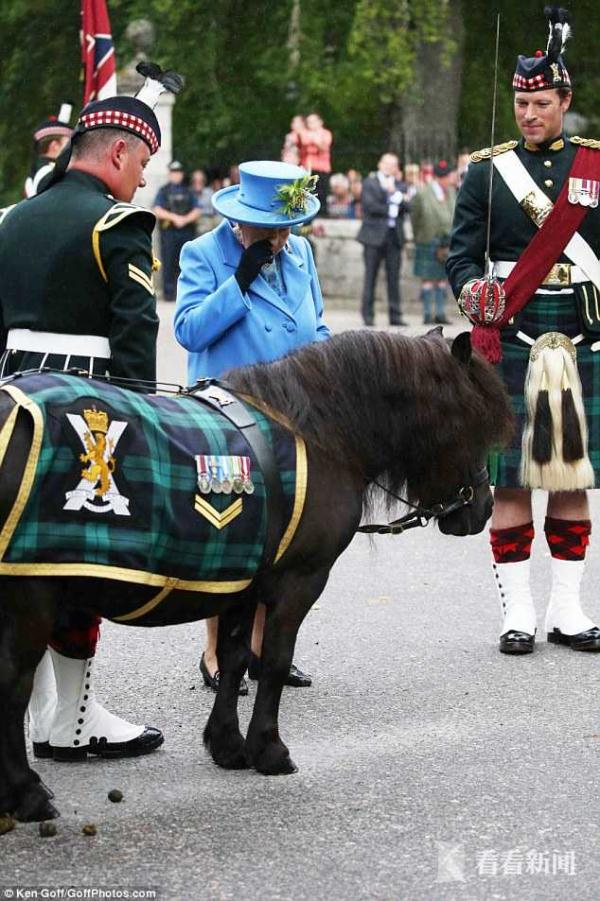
top-left (545, 7), bottom-right (571, 63)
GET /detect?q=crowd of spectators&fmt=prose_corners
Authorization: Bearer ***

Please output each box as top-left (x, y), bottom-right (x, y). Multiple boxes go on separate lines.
top-left (172, 110), bottom-right (470, 229)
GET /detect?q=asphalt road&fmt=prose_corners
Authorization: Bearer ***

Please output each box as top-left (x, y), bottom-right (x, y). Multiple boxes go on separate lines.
top-left (3, 307), bottom-right (600, 900)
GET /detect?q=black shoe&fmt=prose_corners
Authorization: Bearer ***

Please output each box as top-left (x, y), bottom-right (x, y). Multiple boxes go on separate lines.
top-left (363, 318), bottom-right (374, 327)
top-left (499, 631), bottom-right (535, 654)
top-left (434, 315), bottom-right (451, 325)
top-left (200, 653), bottom-right (249, 695)
top-left (248, 652), bottom-right (312, 687)
top-left (390, 318), bottom-right (408, 327)
top-left (423, 315), bottom-right (433, 325)
top-left (547, 627), bottom-right (600, 651)
top-left (35, 726), bottom-right (165, 761)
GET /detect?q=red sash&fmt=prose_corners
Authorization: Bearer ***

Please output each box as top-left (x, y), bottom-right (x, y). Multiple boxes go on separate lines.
top-left (472, 146), bottom-right (600, 362)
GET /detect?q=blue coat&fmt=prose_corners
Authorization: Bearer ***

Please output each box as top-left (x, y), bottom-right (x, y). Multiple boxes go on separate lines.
top-left (174, 220), bottom-right (330, 382)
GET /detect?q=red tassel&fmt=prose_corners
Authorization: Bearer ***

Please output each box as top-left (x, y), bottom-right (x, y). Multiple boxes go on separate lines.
top-left (471, 324), bottom-right (503, 364)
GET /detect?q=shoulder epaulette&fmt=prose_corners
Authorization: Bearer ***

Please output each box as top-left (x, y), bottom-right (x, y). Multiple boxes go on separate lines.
top-left (0, 205), bottom-right (17, 227)
top-left (92, 202), bottom-right (155, 284)
top-left (94, 202), bottom-right (155, 234)
top-left (470, 141), bottom-right (519, 163)
top-left (570, 136), bottom-right (600, 150)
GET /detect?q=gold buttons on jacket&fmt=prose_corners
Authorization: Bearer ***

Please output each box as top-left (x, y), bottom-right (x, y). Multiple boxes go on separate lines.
top-left (544, 160), bottom-right (552, 168)
top-left (544, 179), bottom-right (554, 188)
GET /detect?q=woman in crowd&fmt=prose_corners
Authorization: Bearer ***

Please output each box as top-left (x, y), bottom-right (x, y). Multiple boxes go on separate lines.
top-left (174, 160), bottom-right (330, 692)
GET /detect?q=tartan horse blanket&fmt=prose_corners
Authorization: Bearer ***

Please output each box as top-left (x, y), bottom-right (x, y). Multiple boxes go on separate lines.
top-left (0, 373), bottom-right (306, 595)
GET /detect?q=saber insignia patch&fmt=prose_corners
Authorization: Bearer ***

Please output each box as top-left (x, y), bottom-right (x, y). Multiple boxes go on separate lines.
top-left (63, 407), bottom-right (131, 516)
top-left (568, 177), bottom-right (600, 208)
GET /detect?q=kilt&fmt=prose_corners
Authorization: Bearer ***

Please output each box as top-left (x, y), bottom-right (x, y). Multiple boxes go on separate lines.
top-left (492, 289), bottom-right (600, 488)
top-left (413, 241), bottom-right (447, 281)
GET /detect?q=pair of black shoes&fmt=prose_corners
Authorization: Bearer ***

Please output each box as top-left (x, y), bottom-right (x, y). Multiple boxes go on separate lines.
top-left (247, 651), bottom-right (312, 687)
top-left (200, 652), bottom-right (313, 693)
top-left (200, 653), bottom-right (248, 695)
top-left (500, 627), bottom-right (600, 655)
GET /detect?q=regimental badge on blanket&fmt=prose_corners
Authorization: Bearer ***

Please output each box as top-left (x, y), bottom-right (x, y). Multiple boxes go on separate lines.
top-left (568, 177), bottom-right (600, 208)
top-left (63, 407), bottom-right (131, 516)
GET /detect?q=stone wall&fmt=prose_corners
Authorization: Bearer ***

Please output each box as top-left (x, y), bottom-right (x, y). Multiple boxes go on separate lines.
top-left (310, 218), bottom-right (421, 312)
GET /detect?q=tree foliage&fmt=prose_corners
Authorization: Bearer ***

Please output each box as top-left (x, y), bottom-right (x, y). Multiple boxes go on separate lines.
top-left (1, 0), bottom-right (600, 205)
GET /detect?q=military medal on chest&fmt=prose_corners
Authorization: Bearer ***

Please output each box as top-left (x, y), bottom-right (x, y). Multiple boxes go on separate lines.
top-left (568, 177), bottom-right (600, 208)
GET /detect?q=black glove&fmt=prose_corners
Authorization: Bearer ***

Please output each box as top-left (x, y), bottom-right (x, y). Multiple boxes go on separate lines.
top-left (234, 239), bottom-right (274, 294)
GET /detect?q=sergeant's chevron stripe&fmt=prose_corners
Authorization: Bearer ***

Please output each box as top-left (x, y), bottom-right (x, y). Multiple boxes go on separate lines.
top-left (194, 496), bottom-right (243, 530)
top-left (128, 263), bottom-right (154, 295)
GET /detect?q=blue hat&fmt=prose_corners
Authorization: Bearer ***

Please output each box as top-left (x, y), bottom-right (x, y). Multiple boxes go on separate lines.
top-left (212, 161), bottom-right (321, 227)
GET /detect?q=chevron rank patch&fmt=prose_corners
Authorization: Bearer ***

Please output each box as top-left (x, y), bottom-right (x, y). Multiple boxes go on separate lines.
top-left (128, 263), bottom-right (155, 295)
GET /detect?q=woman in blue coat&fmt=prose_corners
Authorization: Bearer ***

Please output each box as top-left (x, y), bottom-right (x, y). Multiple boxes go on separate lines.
top-left (174, 160), bottom-right (330, 691)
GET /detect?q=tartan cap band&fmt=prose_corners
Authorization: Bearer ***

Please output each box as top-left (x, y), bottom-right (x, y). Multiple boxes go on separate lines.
top-left (78, 110), bottom-right (159, 154)
top-left (33, 124), bottom-right (73, 143)
top-left (76, 97), bottom-right (161, 154)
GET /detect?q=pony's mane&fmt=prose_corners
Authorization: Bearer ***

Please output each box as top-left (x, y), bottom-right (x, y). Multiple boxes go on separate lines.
top-left (228, 330), bottom-right (512, 504)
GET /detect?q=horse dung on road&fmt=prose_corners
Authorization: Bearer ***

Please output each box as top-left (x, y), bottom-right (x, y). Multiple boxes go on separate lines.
top-left (0, 328), bottom-right (512, 822)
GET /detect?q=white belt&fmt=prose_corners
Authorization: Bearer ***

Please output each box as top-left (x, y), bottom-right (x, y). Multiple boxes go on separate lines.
top-left (6, 329), bottom-right (111, 359)
top-left (493, 260), bottom-right (587, 284)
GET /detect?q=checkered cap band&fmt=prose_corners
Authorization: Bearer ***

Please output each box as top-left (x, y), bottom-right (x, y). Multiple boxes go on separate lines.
top-left (79, 110), bottom-right (159, 153)
top-left (513, 67), bottom-right (571, 91)
top-left (33, 124), bottom-right (73, 142)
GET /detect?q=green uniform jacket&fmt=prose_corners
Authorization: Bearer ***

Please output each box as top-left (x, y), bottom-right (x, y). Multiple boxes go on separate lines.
top-left (0, 170), bottom-right (159, 382)
top-left (411, 182), bottom-right (456, 245)
top-left (446, 135), bottom-right (600, 297)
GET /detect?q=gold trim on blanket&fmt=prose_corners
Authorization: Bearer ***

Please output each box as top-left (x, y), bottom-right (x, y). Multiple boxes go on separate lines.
top-left (113, 583), bottom-right (176, 622)
top-left (0, 385), bottom-right (44, 560)
top-left (0, 559), bottom-right (253, 592)
top-left (275, 436), bottom-right (307, 563)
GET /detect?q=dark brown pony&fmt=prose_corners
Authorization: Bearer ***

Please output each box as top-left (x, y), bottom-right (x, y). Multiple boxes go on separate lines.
top-left (0, 329), bottom-right (512, 822)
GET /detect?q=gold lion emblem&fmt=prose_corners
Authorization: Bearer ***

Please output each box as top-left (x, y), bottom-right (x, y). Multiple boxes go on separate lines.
top-left (79, 408), bottom-right (116, 497)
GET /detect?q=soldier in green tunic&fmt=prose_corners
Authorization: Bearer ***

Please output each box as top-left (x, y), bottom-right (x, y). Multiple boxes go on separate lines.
top-left (24, 103), bottom-right (73, 198)
top-left (447, 8), bottom-right (600, 656)
top-left (0, 64), bottom-right (182, 761)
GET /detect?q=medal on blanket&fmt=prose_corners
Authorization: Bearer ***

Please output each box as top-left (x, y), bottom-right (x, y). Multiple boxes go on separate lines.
top-left (221, 456), bottom-right (233, 495)
top-left (209, 455), bottom-right (222, 493)
top-left (568, 177), bottom-right (600, 208)
top-left (240, 456), bottom-right (255, 494)
top-left (232, 456), bottom-right (244, 494)
top-left (195, 455), bottom-right (212, 494)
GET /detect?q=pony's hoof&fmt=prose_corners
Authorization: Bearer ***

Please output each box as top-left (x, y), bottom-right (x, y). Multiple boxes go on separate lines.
top-left (13, 783), bottom-right (60, 823)
top-left (253, 744), bottom-right (298, 775)
top-left (204, 727), bottom-right (250, 770)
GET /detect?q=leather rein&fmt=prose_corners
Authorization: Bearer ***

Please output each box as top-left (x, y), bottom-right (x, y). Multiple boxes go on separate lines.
top-left (357, 466), bottom-right (489, 535)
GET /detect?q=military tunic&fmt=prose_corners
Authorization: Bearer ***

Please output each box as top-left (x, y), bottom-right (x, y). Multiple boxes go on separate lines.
top-left (447, 135), bottom-right (600, 487)
top-left (0, 169), bottom-right (159, 383)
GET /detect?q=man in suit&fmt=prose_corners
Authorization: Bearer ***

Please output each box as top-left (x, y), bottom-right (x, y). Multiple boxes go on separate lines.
top-left (357, 153), bottom-right (408, 327)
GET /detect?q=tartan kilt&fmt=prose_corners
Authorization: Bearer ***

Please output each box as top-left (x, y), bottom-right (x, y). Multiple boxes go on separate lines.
top-left (492, 290), bottom-right (600, 488)
top-left (413, 241), bottom-right (447, 280)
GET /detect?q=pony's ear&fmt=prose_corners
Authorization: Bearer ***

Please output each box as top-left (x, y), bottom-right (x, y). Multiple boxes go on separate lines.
top-left (451, 331), bottom-right (473, 365)
top-left (423, 326), bottom-right (445, 343)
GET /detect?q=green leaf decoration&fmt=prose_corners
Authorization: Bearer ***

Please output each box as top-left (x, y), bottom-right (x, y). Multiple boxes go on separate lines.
top-left (276, 174), bottom-right (319, 217)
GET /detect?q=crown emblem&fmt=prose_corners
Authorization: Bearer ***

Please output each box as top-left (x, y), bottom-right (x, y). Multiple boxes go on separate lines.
top-left (83, 407), bottom-right (109, 434)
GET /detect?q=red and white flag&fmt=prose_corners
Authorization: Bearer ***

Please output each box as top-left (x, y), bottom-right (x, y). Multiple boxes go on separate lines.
top-left (81, 0), bottom-right (117, 105)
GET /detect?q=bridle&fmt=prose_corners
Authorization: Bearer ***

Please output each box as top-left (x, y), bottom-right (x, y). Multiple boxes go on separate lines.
top-left (357, 466), bottom-right (489, 535)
